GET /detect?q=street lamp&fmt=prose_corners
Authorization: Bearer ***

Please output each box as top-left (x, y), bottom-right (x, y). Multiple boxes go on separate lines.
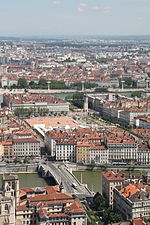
top-left (121, 80), bottom-right (125, 91)
top-left (47, 81), bottom-right (51, 91)
top-left (81, 81), bottom-right (85, 92)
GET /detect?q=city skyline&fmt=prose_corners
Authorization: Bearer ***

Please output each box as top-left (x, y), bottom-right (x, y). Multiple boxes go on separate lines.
top-left (0, 0), bottom-right (150, 37)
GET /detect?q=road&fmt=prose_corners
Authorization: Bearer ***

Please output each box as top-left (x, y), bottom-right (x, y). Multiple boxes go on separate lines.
top-left (0, 88), bottom-right (95, 95)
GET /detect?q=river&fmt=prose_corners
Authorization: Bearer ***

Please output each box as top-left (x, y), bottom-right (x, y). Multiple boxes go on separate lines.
top-left (0, 171), bottom-right (102, 193)
top-left (54, 91), bottom-right (136, 101)
top-left (0, 173), bottom-right (52, 188)
top-left (73, 171), bottom-right (102, 193)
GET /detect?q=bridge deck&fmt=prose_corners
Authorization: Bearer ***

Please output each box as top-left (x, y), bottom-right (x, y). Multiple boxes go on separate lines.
top-left (38, 162), bottom-right (92, 197)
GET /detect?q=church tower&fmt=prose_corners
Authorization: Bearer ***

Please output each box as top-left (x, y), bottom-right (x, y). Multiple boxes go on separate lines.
top-left (2, 174), bottom-right (20, 206)
top-left (0, 174), bottom-right (18, 225)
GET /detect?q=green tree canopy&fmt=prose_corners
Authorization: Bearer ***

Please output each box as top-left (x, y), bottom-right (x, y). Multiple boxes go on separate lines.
top-left (17, 78), bottom-right (28, 89)
top-left (72, 92), bottom-right (84, 108)
top-left (38, 78), bottom-right (48, 89)
top-left (29, 80), bottom-right (37, 88)
top-left (119, 77), bottom-right (133, 88)
top-left (131, 91), bottom-right (142, 98)
top-left (50, 80), bottom-right (69, 89)
top-left (93, 192), bottom-right (123, 224)
top-left (70, 82), bottom-right (98, 90)
top-left (93, 192), bottom-right (107, 211)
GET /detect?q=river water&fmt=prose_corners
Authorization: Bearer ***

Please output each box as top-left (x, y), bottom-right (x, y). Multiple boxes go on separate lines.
top-left (73, 171), bottom-right (102, 193)
top-left (55, 91), bottom-right (134, 101)
top-left (0, 171), bottom-right (102, 193)
top-left (0, 173), bottom-right (48, 188)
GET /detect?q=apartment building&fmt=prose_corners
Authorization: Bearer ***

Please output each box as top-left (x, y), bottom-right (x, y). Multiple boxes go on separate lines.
top-left (16, 185), bottom-right (87, 225)
top-left (119, 109), bottom-right (150, 126)
top-left (36, 201), bottom-right (86, 225)
top-left (45, 130), bottom-right (69, 157)
top-left (87, 94), bottom-right (150, 126)
top-left (106, 138), bottom-right (138, 164)
top-left (0, 173), bottom-right (87, 225)
top-left (137, 143), bottom-right (150, 165)
top-left (55, 139), bottom-right (76, 162)
top-left (0, 112), bottom-right (7, 124)
top-left (13, 137), bottom-right (41, 156)
top-left (134, 115), bottom-right (150, 129)
top-left (45, 128), bottom-right (139, 165)
top-left (114, 183), bottom-right (150, 219)
top-left (2, 140), bottom-right (14, 157)
top-left (76, 142), bottom-right (91, 163)
top-left (90, 144), bottom-right (108, 164)
top-left (3, 93), bottom-right (69, 117)
top-left (131, 129), bottom-right (150, 140)
top-left (102, 171), bottom-right (125, 209)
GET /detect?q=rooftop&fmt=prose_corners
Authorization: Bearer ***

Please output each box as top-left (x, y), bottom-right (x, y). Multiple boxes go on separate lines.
top-left (102, 171), bottom-right (125, 181)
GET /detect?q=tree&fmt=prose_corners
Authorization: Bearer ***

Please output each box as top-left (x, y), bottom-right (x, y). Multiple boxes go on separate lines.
top-left (90, 160), bottom-right (96, 171)
top-left (10, 84), bottom-right (17, 89)
top-left (39, 108), bottom-right (49, 116)
top-left (119, 78), bottom-right (133, 88)
top-left (29, 81), bottom-right (35, 86)
top-left (131, 91), bottom-right (142, 98)
top-left (38, 78), bottom-right (48, 89)
top-left (93, 192), bottom-right (123, 224)
top-left (103, 208), bottom-right (123, 224)
top-left (14, 107), bottom-right (34, 117)
top-left (70, 82), bottom-right (98, 90)
top-left (72, 92), bottom-right (84, 108)
top-left (96, 58), bottom-right (112, 63)
top-left (50, 80), bottom-right (69, 89)
top-left (101, 164), bottom-right (108, 171)
top-left (14, 158), bottom-right (18, 164)
top-left (147, 72), bottom-right (150, 78)
top-left (93, 192), bottom-right (107, 211)
top-left (29, 81), bottom-right (37, 89)
top-left (63, 57), bottom-right (76, 62)
top-left (18, 78), bottom-right (28, 89)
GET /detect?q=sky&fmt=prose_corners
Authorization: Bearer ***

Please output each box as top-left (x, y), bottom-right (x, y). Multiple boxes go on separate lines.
top-left (0, 0), bottom-right (150, 37)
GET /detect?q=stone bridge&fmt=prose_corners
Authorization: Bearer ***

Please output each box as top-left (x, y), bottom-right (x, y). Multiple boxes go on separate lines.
top-left (37, 164), bottom-right (60, 185)
top-left (37, 162), bottom-right (92, 197)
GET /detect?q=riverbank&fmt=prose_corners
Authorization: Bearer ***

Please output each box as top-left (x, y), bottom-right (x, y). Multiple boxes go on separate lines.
top-left (1, 162), bottom-right (149, 174)
top-left (67, 162), bottom-right (150, 172)
top-left (0, 163), bottom-right (37, 174)
top-left (0, 163), bottom-right (148, 193)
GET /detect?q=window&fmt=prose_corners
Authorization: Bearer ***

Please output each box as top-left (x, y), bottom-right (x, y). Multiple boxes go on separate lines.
top-left (5, 204), bottom-right (9, 212)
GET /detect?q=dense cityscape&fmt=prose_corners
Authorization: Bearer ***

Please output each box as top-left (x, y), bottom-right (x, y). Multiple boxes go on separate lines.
top-left (0, 37), bottom-right (150, 225)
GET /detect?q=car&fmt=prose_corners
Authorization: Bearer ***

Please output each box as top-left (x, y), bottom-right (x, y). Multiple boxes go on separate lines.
top-left (72, 183), bottom-right (77, 189)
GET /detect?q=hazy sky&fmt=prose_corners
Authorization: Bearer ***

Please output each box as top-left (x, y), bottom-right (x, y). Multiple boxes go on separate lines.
top-left (0, 0), bottom-right (150, 37)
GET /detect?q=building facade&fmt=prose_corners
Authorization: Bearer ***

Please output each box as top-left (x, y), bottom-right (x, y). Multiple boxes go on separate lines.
top-left (114, 184), bottom-right (150, 219)
top-left (102, 171), bottom-right (125, 209)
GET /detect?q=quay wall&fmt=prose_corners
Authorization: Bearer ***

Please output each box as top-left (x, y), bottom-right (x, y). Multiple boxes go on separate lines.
top-left (0, 164), bottom-right (37, 174)
top-left (0, 163), bottom-right (149, 175)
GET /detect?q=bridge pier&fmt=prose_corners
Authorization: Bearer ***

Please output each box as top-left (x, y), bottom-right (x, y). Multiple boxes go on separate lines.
top-left (37, 164), bottom-right (60, 185)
